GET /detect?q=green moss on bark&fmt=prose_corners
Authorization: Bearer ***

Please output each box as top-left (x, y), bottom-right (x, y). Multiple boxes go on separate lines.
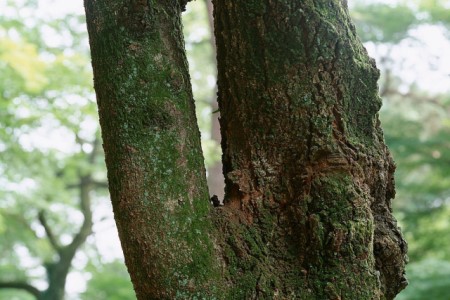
top-left (213, 0), bottom-right (407, 298)
top-left (86, 0), bottom-right (406, 298)
top-left (85, 1), bottom-right (222, 298)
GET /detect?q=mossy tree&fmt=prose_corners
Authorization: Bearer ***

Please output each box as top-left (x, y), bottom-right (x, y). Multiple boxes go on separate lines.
top-left (84, 0), bottom-right (407, 299)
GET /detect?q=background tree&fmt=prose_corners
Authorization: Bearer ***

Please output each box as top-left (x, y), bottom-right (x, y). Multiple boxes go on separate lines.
top-left (0, 1), bottom-right (131, 299)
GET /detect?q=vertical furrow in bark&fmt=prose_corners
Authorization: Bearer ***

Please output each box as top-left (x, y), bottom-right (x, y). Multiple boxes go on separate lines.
top-left (84, 0), bottom-right (221, 298)
top-left (213, 0), bottom-right (407, 299)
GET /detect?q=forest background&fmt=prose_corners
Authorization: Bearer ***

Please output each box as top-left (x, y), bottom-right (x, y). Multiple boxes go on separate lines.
top-left (0, 0), bottom-right (449, 299)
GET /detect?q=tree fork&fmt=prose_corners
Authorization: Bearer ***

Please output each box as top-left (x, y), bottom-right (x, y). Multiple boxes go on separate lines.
top-left (85, 0), bottom-right (407, 299)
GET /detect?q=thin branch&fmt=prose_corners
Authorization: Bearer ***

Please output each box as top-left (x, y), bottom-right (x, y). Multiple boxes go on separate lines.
top-left (66, 175), bottom-right (93, 254)
top-left (66, 133), bottom-right (106, 190)
top-left (382, 88), bottom-right (442, 107)
top-left (65, 182), bottom-right (81, 189)
top-left (88, 135), bottom-right (100, 164)
top-left (38, 211), bottom-right (62, 253)
top-left (0, 281), bottom-right (41, 299)
top-left (62, 135), bottom-right (99, 255)
top-left (66, 179), bottom-right (108, 190)
top-left (92, 180), bottom-right (108, 189)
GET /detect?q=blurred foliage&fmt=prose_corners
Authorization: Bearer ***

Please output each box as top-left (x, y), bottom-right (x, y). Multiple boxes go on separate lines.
top-left (352, 3), bottom-right (417, 43)
top-left (352, 0), bottom-right (450, 298)
top-left (397, 259), bottom-right (450, 300)
top-left (0, 0), bottom-right (130, 298)
top-left (352, 0), bottom-right (450, 43)
top-left (419, 0), bottom-right (450, 25)
top-left (183, 1), bottom-right (222, 165)
top-left (81, 261), bottom-right (134, 300)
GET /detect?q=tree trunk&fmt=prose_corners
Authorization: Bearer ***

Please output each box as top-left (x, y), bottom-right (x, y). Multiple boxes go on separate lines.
top-left (39, 260), bottom-right (71, 300)
top-left (85, 0), bottom-right (407, 299)
top-left (212, 0), bottom-right (407, 299)
top-left (84, 0), bottom-right (221, 298)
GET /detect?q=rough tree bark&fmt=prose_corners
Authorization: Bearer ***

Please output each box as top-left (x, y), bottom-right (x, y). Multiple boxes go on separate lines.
top-left (212, 0), bottom-right (407, 298)
top-left (85, 0), bottom-right (407, 299)
top-left (84, 0), bottom-right (221, 298)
